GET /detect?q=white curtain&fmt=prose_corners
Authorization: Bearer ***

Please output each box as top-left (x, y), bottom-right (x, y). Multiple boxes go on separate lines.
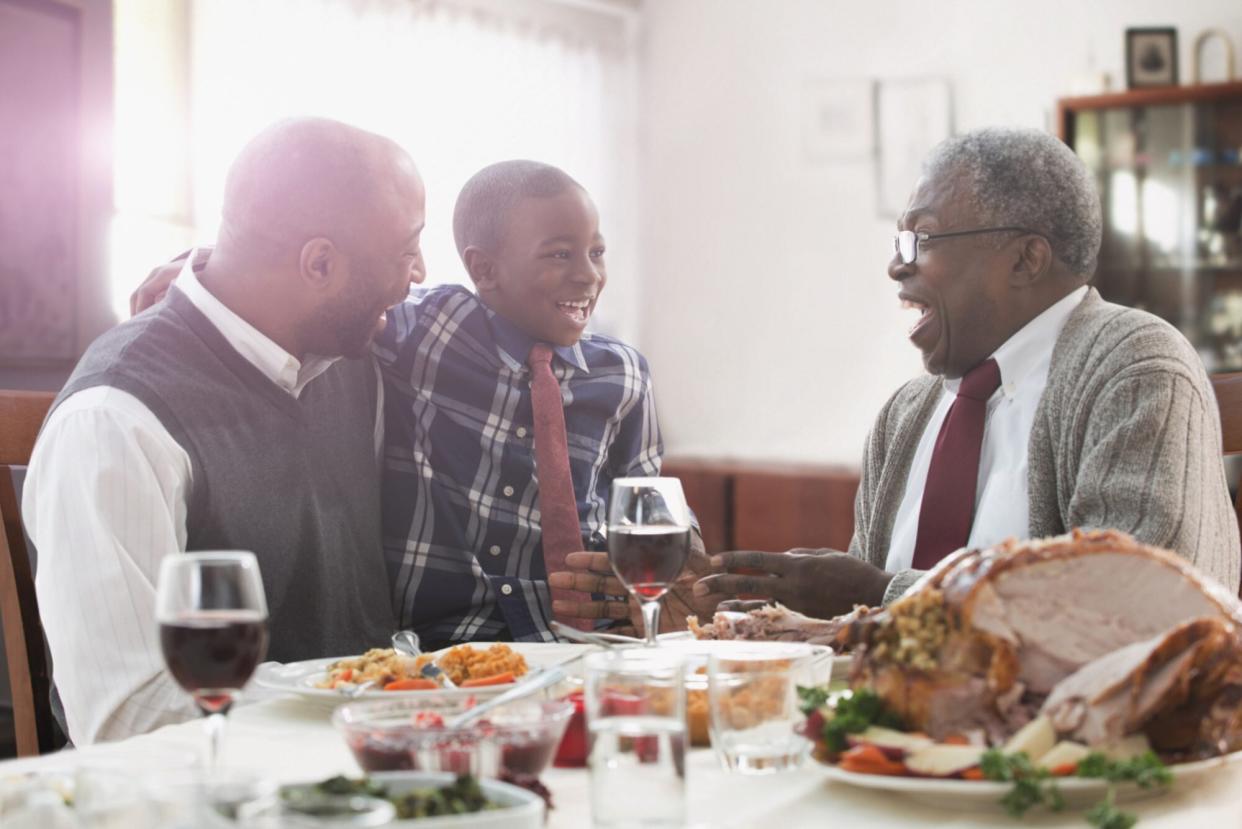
top-left (113, 0), bottom-right (639, 340)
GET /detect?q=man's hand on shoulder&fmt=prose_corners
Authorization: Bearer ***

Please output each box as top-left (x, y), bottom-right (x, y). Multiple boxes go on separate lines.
top-left (693, 548), bottom-right (894, 620)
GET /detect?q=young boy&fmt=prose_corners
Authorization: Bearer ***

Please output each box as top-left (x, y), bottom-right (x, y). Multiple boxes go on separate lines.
top-left (133, 160), bottom-right (711, 646)
top-left (376, 160), bottom-right (682, 646)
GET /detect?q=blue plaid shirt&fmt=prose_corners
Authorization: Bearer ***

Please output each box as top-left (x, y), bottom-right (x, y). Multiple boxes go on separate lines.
top-left (374, 285), bottom-right (661, 647)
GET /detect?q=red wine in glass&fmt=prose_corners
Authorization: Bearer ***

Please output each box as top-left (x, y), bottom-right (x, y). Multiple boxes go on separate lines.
top-left (156, 551), bottom-right (268, 774)
top-left (160, 611), bottom-right (269, 714)
top-left (607, 526), bottom-right (691, 599)
top-left (606, 478), bottom-right (693, 646)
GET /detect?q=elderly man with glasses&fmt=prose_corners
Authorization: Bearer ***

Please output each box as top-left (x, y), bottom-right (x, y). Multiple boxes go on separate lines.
top-left (693, 126), bottom-right (1241, 620)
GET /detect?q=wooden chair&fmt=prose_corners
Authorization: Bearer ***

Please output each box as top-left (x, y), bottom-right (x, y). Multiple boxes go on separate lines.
top-left (0, 390), bottom-right (56, 755)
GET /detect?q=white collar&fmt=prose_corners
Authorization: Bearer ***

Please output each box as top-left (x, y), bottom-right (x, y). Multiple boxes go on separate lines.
top-left (944, 285), bottom-right (1088, 399)
top-left (176, 253), bottom-right (338, 397)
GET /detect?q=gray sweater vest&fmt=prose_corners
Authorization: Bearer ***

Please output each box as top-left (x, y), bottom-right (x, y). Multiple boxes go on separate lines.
top-left (52, 286), bottom-right (394, 662)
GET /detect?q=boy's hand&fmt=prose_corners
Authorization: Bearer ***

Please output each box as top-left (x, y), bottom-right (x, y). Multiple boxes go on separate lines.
top-left (548, 528), bottom-right (722, 632)
top-left (130, 260), bottom-right (181, 316)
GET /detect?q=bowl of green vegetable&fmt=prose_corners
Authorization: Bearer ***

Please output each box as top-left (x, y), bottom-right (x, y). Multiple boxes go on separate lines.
top-left (277, 772), bottom-right (544, 828)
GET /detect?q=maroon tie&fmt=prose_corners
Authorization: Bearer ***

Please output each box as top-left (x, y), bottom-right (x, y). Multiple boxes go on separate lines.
top-left (911, 358), bottom-right (1002, 571)
top-left (528, 343), bottom-right (592, 630)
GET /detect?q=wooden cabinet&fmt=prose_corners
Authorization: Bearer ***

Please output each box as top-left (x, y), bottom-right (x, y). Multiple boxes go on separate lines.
top-left (1059, 81), bottom-right (1242, 372)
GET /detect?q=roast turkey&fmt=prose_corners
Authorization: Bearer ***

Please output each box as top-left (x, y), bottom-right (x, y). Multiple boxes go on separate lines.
top-left (842, 529), bottom-right (1242, 757)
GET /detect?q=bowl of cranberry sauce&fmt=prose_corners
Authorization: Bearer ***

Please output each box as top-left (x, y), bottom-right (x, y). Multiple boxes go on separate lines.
top-left (333, 697), bottom-right (574, 778)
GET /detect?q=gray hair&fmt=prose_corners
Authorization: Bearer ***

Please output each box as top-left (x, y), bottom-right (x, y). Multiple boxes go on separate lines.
top-left (923, 127), bottom-right (1102, 279)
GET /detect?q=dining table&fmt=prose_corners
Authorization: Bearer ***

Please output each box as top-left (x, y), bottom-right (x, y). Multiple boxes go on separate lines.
top-left (2, 648), bottom-right (1240, 829)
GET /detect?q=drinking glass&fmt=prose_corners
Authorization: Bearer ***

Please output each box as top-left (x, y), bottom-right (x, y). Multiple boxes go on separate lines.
top-left (707, 645), bottom-right (814, 774)
top-left (606, 477), bottom-right (692, 646)
top-left (156, 551), bottom-right (269, 775)
top-left (585, 650), bottom-right (686, 829)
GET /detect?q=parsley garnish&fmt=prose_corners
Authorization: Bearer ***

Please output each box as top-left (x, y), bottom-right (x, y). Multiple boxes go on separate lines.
top-left (796, 685), bottom-right (831, 715)
top-left (815, 689), bottom-right (904, 754)
top-left (982, 748), bottom-right (1170, 826)
top-left (1085, 790), bottom-right (1138, 829)
top-left (980, 749), bottom-right (1064, 817)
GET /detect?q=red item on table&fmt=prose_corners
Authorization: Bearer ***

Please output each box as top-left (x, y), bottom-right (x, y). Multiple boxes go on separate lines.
top-left (553, 690), bottom-right (586, 767)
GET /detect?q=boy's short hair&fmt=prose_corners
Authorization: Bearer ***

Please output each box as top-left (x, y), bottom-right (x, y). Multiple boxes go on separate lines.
top-left (452, 160), bottom-right (583, 257)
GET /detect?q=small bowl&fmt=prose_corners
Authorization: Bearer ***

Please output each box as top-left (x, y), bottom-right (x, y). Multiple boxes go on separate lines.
top-left (333, 697), bottom-right (574, 778)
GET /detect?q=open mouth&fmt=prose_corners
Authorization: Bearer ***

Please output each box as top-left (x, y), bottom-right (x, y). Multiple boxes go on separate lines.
top-left (555, 297), bottom-right (593, 325)
top-left (900, 296), bottom-right (936, 340)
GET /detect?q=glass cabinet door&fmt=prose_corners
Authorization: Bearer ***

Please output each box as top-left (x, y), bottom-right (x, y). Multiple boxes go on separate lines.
top-left (1072, 97), bottom-right (1242, 371)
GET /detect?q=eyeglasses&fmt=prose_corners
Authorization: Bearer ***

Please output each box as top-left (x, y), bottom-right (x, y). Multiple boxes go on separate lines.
top-left (893, 227), bottom-right (1045, 265)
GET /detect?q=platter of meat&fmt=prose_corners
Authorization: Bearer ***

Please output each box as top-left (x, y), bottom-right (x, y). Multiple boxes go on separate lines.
top-left (798, 529), bottom-right (1242, 818)
top-left (684, 603), bottom-right (860, 676)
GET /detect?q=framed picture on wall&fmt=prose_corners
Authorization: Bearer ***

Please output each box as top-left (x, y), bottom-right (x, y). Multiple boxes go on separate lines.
top-left (874, 78), bottom-right (954, 219)
top-left (1126, 27), bottom-right (1179, 89)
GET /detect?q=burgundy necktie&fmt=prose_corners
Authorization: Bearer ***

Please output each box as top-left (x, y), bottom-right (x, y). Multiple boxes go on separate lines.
top-left (528, 343), bottom-right (592, 630)
top-left (911, 358), bottom-right (1002, 571)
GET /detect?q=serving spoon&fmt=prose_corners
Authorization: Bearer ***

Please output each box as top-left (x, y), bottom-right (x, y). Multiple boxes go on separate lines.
top-left (391, 629), bottom-right (457, 688)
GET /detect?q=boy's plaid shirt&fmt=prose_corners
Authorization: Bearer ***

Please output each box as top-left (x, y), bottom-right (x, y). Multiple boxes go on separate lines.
top-left (374, 285), bottom-right (661, 647)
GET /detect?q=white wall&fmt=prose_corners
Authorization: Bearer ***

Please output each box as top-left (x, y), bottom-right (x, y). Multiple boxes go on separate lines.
top-left (637, 0), bottom-right (1242, 464)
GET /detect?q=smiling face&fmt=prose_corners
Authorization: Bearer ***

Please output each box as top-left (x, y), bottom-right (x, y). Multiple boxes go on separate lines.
top-left (320, 165), bottom-right (427, 358)
top-left (474, 186), bottom-right (606, 347)
top-left (888, 170), bottom-right (1015, 379)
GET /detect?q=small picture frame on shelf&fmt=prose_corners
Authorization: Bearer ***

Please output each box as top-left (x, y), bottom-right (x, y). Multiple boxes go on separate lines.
top-left (1126, 27), bottom-right (1179, 89)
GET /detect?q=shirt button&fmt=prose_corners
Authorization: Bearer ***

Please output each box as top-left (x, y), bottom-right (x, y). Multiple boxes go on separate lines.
top-left (500, 584), bottom-right (513, 596)
top-left (503, 485), bottom-right (515, 497)
top-left (516, 427), bottom-right (528, 438)
top-left (489, 545), bottom-right (502, 556)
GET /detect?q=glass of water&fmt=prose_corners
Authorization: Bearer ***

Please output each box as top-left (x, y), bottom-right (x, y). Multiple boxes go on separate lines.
top-left (707, 644), bottom-right (814, 774)
top-left (585, 649), bottom-right (687, 829)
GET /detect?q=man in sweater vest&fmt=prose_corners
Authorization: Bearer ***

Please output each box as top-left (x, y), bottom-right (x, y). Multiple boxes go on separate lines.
top-left (23, 117), bottom-right (427, 744)
top-left (693, 127), bottom-right (1241, 619)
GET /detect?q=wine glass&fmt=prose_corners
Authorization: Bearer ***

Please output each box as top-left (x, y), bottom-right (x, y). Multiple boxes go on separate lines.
top-left (156, 551), bottom-right (269, 774)
top-left (606, 477), bottom-right (693, 646)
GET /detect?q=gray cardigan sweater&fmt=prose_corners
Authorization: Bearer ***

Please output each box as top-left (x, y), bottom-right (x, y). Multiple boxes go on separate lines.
top-left (848, 288), bottom-right (1242, 604)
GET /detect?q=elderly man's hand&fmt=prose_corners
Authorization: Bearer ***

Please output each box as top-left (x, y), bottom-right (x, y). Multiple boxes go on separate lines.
top-left (548, 529), bottom-right (719, 633)
top-left (692, 548), bottom-right (894, 620)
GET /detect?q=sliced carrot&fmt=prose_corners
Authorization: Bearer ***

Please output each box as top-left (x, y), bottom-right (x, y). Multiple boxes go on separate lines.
top-left (384, 678), bottom-right (439, 691)
top-left (838, 744), bottom-right (908, 776)
top-left (960, 767), bottom-right (985, 780)
top-left (1049, 762), bottom-right (1078, 777)
top-left (461, 671), bottom-right (516, 688)
top-left (338, 668), bottom-right (353, 683)
top-left (941, 734), bottom-right (969, 746)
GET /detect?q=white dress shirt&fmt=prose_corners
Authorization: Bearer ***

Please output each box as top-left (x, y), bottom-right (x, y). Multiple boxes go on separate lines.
top-left (24, 256), bottom-right (383, 745)
top-left (885, 286), bottom-right (1089, 572)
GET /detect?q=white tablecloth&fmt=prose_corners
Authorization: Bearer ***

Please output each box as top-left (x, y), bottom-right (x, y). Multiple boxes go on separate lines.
top-left (2, 693), bottom-right (1238, 828)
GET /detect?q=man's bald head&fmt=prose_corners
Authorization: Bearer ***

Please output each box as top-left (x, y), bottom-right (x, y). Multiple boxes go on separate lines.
top-left (220, 117), bottom-right (422, 262)
top-left (205, 117), bottom-right (426, 361)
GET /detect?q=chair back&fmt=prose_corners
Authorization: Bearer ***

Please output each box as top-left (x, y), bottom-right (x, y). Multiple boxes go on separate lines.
top-left (0, 390), bottom-right (56, 755)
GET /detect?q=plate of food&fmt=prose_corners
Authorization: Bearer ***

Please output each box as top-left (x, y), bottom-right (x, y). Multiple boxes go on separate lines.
top-left (797, 530), bottom-right (1242, 823)
top-left (680, 603), bottom-right (859, 677)
top-left (254, 642), bottom-right (586, 705)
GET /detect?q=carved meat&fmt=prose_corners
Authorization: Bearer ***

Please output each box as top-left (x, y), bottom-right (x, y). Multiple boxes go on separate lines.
top-left (846, 529), bottom-right (1242, 751)
top-left (1041, 617), bottom-right (1242, 756)
top-left (688, 603), bottom-right (869, 647)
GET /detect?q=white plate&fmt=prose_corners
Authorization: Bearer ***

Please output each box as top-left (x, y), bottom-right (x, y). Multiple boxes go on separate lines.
top-left (816, 750), bottom-right (1242, 811)
top-left (253, 642), bottom-right (589, 707)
